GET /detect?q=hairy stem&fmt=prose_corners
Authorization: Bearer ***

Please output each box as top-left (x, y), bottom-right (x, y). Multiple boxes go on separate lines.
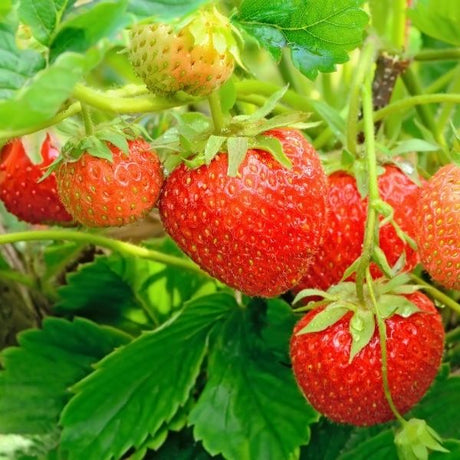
top-left (208, 92), bottom-right (225, 134)
top-left (346, 38), bottom-right (377, 156)
top-left (81, 104), bottom-right (94, 136)
top-left (0, 230), bottom-right (204, 275)
top-left (355, 68), bottom-right (379, 302)
top-left (366, 270), bottom-right (406, 424)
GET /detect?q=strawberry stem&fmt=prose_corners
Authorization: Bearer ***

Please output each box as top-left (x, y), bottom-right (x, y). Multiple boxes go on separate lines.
top-left (208, 91), bottom-right (225, 134)
top-left (366, 269), bottom-right (406, 424)
top-left (355, 65), bottom-right (379, 302)
top-left (346, 38), bottom-right (377, 157)
top-left (81, 104), bottom-right (94, 136)
top-left (410, 273), bottom-right (460, 314)
top-left (414, 47), bottom-right (460, 61)
top-left (0, 230), bottom-right (206, 276)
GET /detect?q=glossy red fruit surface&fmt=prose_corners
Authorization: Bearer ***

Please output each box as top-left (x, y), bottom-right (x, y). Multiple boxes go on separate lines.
top-left (56, 139), bottom-right (163, 227)
top-left (0, 134), bottom-right (73, 225)
top-left (159, 128), bottom-right (328, 297)
top-left (415, 164), bottom-right (460, 290)
top-left (290, 291), bottom-right (444, 426)
top-left (295, 165), bottom-right (420, 292)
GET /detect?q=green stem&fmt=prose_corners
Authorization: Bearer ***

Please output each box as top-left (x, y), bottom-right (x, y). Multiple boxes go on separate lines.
top-left (446, 327), bottom-right (460, 344)
top-left (346, 38), bottom-right (377, 156)
top-left (366, 270), bottom-right (406, 424)
top-left (401, 68), bottom-right (445, 146)
top-left (278, 50), bottom-right (304, 94)
top-left (436, 65), bottom-right (460, 136)
top-left (81, 104), bottom-right (94, 136)
top-left (72, 84), bottom-right (194, 113)
top-left (0, 230), bottom-right (204, 275)
top-left (425, 66), bottom-right (459, 94)
top-left (207, 92), bottom-right (225, 134)
top-left (313, 127), bottom-right (334, 150)
top-left (391, 0), bottom-right (407, 50)
top-left (0, 269), bottom-right (36, 288)
top-left (355, 68), bottom-right (379, 302)
top-left (237, 94), bottom-right (289, 114)
top-left (410, 274), bottom-right (460, 314)
top-left (415, 48), bottom-right (460, 61)
top-left (0, 102), bottom-right (81, 141)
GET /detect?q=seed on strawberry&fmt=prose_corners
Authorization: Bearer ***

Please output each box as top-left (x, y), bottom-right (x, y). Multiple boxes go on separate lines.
top-left (129, 10), bottom-right (236, 96)
top-left (159, 128), bottom-right (328, 297)
top-left (415, 164), bottom-right (460, 290)
top-left (0, 134), bottom-right (73, 225)
top-left (290, 291), bottom-right (444, 426)
top-left (56, 139), bottom-right (163, 227)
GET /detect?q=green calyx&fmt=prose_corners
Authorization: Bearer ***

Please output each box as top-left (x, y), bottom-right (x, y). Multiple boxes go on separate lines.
top-left (152, 86), bottom-right (319, 175)
top-left (39, 119), bottom-right (145, 182)
top-left (294, 275), bottom-right (423, 362)
top-left (395, 418), bottom-right (448, 460)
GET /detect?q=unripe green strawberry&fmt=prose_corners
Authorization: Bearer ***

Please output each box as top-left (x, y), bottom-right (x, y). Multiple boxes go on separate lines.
top-left (415, 164), bottom-right (460, 290)
top-left (129, 10), bottom-right (237, 96)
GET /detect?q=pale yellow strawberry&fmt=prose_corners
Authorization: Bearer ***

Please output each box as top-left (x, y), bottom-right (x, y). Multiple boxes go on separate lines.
top-left (129, 10), bottom-right (237, 97)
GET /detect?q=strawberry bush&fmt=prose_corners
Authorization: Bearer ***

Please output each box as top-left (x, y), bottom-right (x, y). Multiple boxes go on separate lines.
top-left (0, 0), bottom-right (459, 459)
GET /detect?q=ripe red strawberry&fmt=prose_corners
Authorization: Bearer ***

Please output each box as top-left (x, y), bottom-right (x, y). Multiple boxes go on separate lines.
top-left (0, 134), bottom-right (73, 225)
top-left (56, 139), bottom-right (163, 227)
top-left (294, 165), bottom-right (420, 293)
top-left (129, 10), bottom-right (236, 96)
top-left (290, 291), bottom-right (444, 426)
top-left (159, 128), bottom-right (328, 297)
top-left (415, 164), bottom-right (460, 290)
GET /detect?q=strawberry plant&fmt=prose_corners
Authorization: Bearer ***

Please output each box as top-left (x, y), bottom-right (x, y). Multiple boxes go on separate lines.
top-left (0, 0), bottom-right (459, 460)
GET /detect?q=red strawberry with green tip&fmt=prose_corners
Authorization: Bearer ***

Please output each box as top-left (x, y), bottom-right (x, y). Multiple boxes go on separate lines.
top-left (0, 134), bottom-right (73, 225)
top-left (290, 290), bottom-right (444, 426)
top-left (159, 128), bottom-right (328, 297)
top-left (56, 139), bottom-right (163, 227)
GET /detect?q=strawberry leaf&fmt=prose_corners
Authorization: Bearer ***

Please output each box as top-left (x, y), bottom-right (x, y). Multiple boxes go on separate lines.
top-left (408, 0), bottom-right (460, 46)
top-left (59, 293), bottom-right (234, 460)
top-left (349, 309), bottom-right (375, 362)
top-left (204, 135), bottom-right (226, 165)
top-left (0, 318), bottom-right (130, 435)
top-left (190, 303), bottom-right (318, 459)
top-left (127, 0), bottom-right (210, 21)
top-left (251, 135), bottom-right (292, 169)
top-left (235, 0), bottom-right (368, 79)
top-left (293, 288), bottom-right (337, 304)
top-left (297, 304), bottom-right (349, 335)
top-left (227, 136), bottom-right (249, 176)
top-left (378, 295), bottom-right (420, 319)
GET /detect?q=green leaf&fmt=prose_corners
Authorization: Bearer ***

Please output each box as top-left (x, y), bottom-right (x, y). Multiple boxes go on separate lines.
top-left (378, 294), bottom-right (420, 319)
top-left (49, 0), bottom-right (129, 61)
top-left (297, 304), bottom-right (349, 335)
top-left (251, 135), bottom-right (292, 168)
top-left (0, 0), bottom-right (11, 20)
top-left (0, 17), bottom-right (45, 101)
top-left (310, 99), bottom-right (347, 144)
top-left (19, 0), bottom-right (68, 45)
top-left (409, 0), bottom-right (460, 46)
top-left (349, 309), bottom-right (375, 361)
top-left (227, 136), bottom-right (248, 176)
top-left (127, 0), bottom-right (211, 20)
top-left (0, 318), bottom-right (130, 435)
top-left (60, 293), bottom-right (235, 460)
top-left (293, 288), bottom-right (336, 304)
top-left (190, 306), bottom-right (318, 460)
top-left (236, 0), bottom-right (368, 79)
top-left (204, 135), bottom-right (226, 164)
top-left (390, 139), bottom-right (440, 156)
top-left (0, 49), bottom-right (102, 133)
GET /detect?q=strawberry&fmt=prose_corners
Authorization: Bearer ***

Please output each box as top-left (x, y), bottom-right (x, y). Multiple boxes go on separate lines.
top-left (290, 291), bottom-right (444, 426)
top-left (0, 134), bottom-right (73, 225)
top-left (415, 164), bottom-right (460, 290)
top-left (56, 139), bottom-right (163, 227)
top-left (129, 9), bottom-right (237, 97)
top-left (159, 128), bottom-right (328, 297)
top-left (294, 165), bottom-right (420, 293)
